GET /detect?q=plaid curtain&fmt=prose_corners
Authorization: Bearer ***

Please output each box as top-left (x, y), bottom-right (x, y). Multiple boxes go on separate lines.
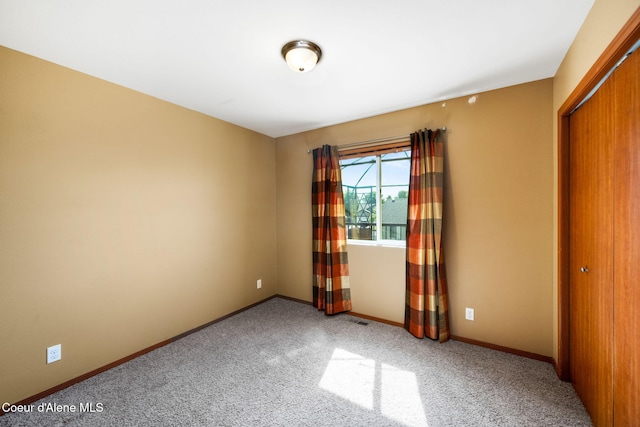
top-left (312, 145), bottom-right (352, 315)
top-left (405, 129), bottom-right (450, 342)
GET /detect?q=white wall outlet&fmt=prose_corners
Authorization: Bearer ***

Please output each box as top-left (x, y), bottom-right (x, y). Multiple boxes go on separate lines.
top-left (465, 308), bottom-right (475, 321)
top-left (47, 344), bottom-right (62, 364)
top-left (257, 279), bottom-right (262, 289)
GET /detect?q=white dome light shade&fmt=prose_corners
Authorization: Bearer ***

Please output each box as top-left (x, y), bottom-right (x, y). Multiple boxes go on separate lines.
top-left (285, 47), bottom-right (318, 72)
top-left (281, 40), bottom-right (322, 73)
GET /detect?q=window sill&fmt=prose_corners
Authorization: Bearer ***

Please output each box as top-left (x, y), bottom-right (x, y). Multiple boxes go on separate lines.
top-left (346, 239), bottom-right (406, 249)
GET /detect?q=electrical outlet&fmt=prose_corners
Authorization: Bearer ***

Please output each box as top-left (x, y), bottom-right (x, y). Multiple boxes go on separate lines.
top-left (47, 344), bottom-right (61, 364)
top-left (465, 308), bottom-right (475, 321)
top-left (257, 279), bottom-right (262, 289)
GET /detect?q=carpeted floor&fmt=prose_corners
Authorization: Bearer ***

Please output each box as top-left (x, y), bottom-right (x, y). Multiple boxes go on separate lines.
top-left (0, 297), bottom-right (592, 426)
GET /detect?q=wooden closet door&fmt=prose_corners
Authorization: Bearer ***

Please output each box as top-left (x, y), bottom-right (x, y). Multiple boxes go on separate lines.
top-left (612, 48), bottom-right (640, 426)
top-left (569, 68), bottom-right (615, 426)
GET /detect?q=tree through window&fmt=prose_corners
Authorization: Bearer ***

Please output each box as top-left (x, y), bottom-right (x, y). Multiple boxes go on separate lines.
top-left (340, 150), bottom-right (410, 243)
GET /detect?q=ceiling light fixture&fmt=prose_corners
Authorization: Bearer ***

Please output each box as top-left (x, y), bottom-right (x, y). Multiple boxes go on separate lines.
top-left (281, 40), bottom-right (322, 73)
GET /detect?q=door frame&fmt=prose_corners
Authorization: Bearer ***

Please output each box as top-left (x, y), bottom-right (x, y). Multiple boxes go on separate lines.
top-left (557, 7), bottom-right (640, 381)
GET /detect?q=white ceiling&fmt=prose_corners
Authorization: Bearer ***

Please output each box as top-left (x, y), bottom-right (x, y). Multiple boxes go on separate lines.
top-left (0, 0), bottom-right (594, 138)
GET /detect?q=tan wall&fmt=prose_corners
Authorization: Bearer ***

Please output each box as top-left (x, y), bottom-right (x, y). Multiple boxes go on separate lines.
top-left (551, 0), bottom-right (640, 360)
top-left (0, 46), bottom-right (277, 404)
top-left (276, 79), bottom-right (554, 356)
top-left (5, 1), bottom-right (636, 404)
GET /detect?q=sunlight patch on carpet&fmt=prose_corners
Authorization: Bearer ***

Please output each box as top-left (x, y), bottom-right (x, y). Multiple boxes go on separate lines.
top-left (319, 348), bottom-right (428, 427)
top-left (381, 362), bottom-right (428, 427)
top-left (319, 348), bottom-right (375, 409)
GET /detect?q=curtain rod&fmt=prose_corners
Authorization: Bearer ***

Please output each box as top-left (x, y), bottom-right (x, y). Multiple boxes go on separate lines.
top-left (307, 127), bottom-right (447, 153)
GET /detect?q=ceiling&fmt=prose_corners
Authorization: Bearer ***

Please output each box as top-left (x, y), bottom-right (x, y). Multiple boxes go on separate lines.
top-left (0, 0), bottom-right (594, 138)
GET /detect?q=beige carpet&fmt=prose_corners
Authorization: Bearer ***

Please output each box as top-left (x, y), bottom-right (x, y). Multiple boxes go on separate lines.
top-left (0, 297), bottom-right (592, 426)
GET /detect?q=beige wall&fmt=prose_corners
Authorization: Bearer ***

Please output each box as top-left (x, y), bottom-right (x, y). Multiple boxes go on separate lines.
top-left (4, 0), bottom-right (638, 405)
top-left (551, 0), bottom-right (640, 360)
top-left (0, 46), bottom-right (277, 404)
top-left (277, 79), bottom-right (554, 356)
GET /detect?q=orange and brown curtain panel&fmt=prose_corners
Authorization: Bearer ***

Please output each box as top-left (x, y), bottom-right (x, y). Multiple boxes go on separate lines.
top-left (405, 129), bottom-right (450, 342)
top-left (312, 145), bottom-right (352, 315)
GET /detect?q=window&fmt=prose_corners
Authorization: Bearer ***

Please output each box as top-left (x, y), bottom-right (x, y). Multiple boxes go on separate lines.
top-left (340, 149), bottom-right (410, 244)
